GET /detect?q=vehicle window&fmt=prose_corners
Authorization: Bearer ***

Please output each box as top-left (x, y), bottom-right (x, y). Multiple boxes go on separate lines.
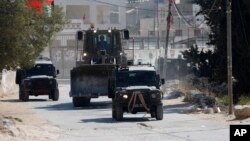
top-left (27, 64), bottom-right (55, 77)
top-left (95, 34), bottom-right (111, 51)
top-left (116, 71), bottom-right (157, 87)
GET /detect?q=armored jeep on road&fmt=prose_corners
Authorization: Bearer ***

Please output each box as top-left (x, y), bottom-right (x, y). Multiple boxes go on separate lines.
top-left (15, 59), bottom-right (59, 101)
top-left (111, 65), bottom-right (165, 121)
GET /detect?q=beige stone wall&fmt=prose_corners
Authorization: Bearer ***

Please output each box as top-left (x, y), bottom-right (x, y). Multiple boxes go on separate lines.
top-left (0, 70), bottom-right (19, 96)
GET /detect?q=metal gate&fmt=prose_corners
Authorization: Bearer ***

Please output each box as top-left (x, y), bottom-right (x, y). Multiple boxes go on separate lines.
top-left (50, 33), bottom-right (76, 79)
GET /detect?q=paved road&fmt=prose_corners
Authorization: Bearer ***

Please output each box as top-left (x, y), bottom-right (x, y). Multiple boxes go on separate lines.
top-left (28, 80), bottom-right (229, 141)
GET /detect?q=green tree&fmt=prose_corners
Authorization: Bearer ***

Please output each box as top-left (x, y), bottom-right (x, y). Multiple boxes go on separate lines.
top-left (0, 0), bottom-right (65, 70)
top-left (193, 0), bottom-right (250, 94)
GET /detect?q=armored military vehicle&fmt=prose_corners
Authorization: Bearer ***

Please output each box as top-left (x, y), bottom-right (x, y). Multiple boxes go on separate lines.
top-left (111, 65), bottom-right (165, 121)
top-left (70, 28), bottom-right (129, 107)
top-left (16, 59), bottom-right (59, 101)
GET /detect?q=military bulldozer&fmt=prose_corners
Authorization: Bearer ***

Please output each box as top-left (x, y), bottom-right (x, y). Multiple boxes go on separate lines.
top-left (70, 28), bottom-right (129, 107)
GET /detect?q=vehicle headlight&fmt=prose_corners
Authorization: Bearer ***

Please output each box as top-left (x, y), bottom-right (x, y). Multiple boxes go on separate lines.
top-left (123, 94), bottom-right (128, 99)
top-left (152, 93), bottom-right (161, 99)
top-left (151, 93), bottom-right (156, 98)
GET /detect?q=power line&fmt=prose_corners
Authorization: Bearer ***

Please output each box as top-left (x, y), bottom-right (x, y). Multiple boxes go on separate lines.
top-left (173, 0), bottom-right (220, 29)
top-left (83, 0), bottom-right (220, 13)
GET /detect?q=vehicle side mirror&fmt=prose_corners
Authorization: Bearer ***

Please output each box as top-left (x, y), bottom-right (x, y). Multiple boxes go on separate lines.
top-left (124, 30), bottom-right (130, 40)
top-left (57, 70), bottom-right (60, 75)
top-left (77, 31), bottom-right (83, 40)
top-left (161, 79), bottom-right (165, 85)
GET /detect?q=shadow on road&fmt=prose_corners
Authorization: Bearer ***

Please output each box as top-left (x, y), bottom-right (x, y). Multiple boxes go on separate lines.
top-left (80, 117), bottom-right (152, 123)
top-left (0, 98), bottom-right (48, 103)
top-left (163, 103), bottom-right (194, 114)
top-left (34, 100), bottom-right (112, 111)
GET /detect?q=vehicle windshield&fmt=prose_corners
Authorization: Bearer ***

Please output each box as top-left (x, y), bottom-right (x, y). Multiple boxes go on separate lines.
top-left (116, 71), bottom-right (157, 87)
top-left (95, 34), bottom-right (111, 51)
top-left (26, 64), bottom-right (55, 77)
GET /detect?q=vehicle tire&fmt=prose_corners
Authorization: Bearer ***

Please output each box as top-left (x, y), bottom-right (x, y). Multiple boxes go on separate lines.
top-left (83, 98), bottom-right (91, 106)
top-left (49, 94), bottom-right (52, 99)
top-left (20, 91), bottom-right (29, 102)
top-left (73, 97), bottom-right (82, 107)
top-left (150, 111), bottom-right (156, 118)
top-left (52, 88), bottom-right (59, 101)
top-left (156, 104), bottom-right (163, 120)
top-left (19, 90), bottom-right (24, 101)
top-left (115, 105), bottom-right (123, 121)
top-left (112, 100), bottom-right (116, 119)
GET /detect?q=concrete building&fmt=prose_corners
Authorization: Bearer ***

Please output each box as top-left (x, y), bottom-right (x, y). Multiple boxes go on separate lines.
top-left (138, 1), bottom-right (212, 58)
top-left (55, 0), bottom-right (127, 32)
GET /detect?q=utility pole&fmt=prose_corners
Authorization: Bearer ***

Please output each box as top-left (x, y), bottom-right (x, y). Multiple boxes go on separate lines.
top-left (157, 0), bottom-right (160, 49)
top-left (163, 0), bottom-right (173, 79)
top-left (227, 0), bottom-right (233, 115)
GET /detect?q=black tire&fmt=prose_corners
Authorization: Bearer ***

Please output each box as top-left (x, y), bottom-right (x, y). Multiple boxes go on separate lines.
top-left (112, 100), bottom-right (116, 119)
top-left (73, 97), bottom-right (91, 107)
top-left (20, 91), bottom-right (29, 102)
top-left (19, 85), bottom-right (23, 101)
top-left (49, 94), bottom-right (52, 99)
top-left (52, 88), bottom-right (59, 101)
top-left (150, 111), bottom-right (156, 118)
top-left (19, 90), bottom-right (23, 101)
top-left (156, 105), bottom-right (163, 120)
top-left (115, 105), bottom-right (123, 121)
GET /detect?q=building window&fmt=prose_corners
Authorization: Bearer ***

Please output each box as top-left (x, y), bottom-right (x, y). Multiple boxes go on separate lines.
top-left (110, 6), bottom-right (119, 24)
top-left (97, 5), bottom-right (110, 24)
top-left (175, 29), bottom-right (182, 36)
top-left (66, 5), bottom-right (90, 24)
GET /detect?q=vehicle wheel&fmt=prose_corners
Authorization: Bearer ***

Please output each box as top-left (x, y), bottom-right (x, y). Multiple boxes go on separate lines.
top-left (19, 90), bottom-right (23, 101)
top-left (115, 105), bottom-right (123, 121)
top-left (155, 105), bottom-right (163, 120)
top-left (83, 98), bottom-right (91, 106)
top-left (150, 111), bottom-right (156, 118)
top-left (20, 91), bottom-right (29, 102)
top-left (73, 97), bottom-right (82, 107)
top-left (52, 88), bottom-right (59, 101)
top-left (49, 94), bottom-right (52, 99)
top-left (112, 100), bottom-right (116, 119)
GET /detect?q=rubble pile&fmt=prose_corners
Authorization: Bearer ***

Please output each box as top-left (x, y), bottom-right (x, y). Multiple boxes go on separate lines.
top-left (0, 117), bottom-right (20, 137)
top-left (234, 105), bottom-right (250, 119)
top-left (184, 90), bottom-right (218, 114)
top-left (166, 90), bottom-right (185, 99)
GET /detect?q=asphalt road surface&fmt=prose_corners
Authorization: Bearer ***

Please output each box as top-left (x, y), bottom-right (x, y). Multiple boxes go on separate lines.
top-left (28, 80), bottom-right (230, 141)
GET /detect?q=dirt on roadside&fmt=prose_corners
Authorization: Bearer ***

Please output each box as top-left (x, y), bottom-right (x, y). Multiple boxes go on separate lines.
top-left (0, 93), bottom-right (60, 141)
top-left (163, 93), bottom-right (250, 125)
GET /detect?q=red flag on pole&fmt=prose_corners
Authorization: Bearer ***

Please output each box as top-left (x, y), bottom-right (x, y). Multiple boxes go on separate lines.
top-left (169, 0), bottom-right (175, 4)
top-left (82, 14), bottom-right (86, 20)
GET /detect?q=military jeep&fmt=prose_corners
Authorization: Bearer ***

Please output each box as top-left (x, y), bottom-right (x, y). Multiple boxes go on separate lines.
top-left (15, 59), bottom-right (59, 101)
top-left (111, 65), bottom-right (165, 121)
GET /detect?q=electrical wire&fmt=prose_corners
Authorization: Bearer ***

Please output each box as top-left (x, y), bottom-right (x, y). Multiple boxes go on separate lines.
top-left (173, 0), bottom-right (220, 29)
top-left (83, 0), bottom-right (220, 13)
